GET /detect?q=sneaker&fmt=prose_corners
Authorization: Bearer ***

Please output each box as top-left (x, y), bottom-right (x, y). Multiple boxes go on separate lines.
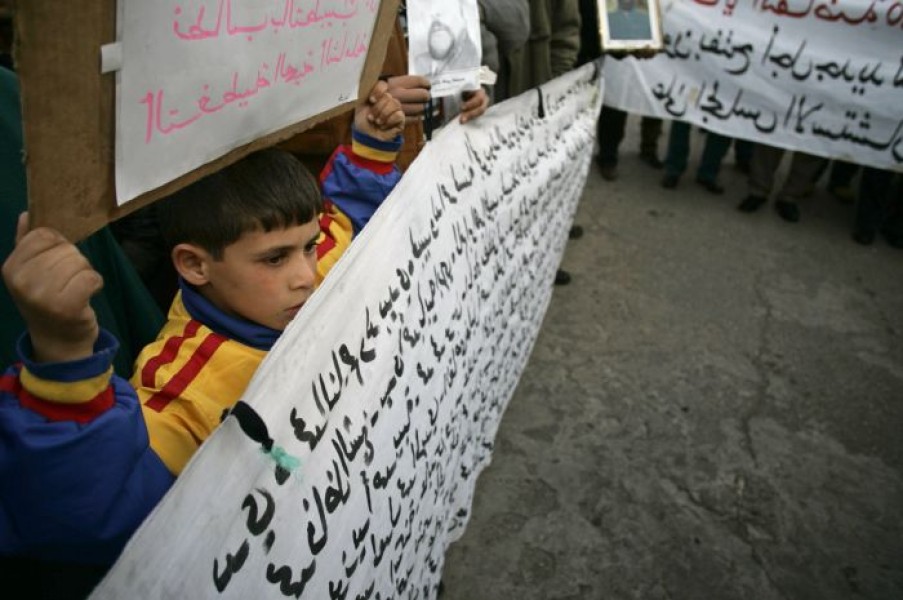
top-left (737, 195), bottom-right (767, 213)
top-left (661, 173), bottom-right (680, 189)
top-left (774, 200), bottom-right (800, 222)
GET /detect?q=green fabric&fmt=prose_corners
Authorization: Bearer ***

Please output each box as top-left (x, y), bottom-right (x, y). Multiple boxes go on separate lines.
top-left (0, 68), bottom-right (164, 377)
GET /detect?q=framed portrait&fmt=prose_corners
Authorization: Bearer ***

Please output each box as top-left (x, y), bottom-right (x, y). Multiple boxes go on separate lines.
top-left (598, 0), bottom-right (663, 51)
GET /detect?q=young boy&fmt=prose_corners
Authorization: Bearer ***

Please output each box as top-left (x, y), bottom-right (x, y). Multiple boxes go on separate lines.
top-left (0, 82), bottom-right (405, 583)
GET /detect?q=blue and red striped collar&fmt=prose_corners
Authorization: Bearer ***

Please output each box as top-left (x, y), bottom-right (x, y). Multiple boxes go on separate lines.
top-left (179, 280), bottom-right (281, 351)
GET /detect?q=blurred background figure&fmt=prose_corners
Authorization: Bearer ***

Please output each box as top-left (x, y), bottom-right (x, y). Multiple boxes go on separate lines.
top-left (478, 0), bottom-right (531, 102)
top-left (507, 0), bottom-right (583, 285)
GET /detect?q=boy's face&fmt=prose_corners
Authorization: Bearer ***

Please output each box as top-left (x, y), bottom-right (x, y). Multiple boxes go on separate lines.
top-left (201, 219), bottom-right (320, 331)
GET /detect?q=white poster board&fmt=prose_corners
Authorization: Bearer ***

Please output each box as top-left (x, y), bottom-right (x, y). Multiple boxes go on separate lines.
top-left (114, 0), bottom-right (383, 204)
top-left (406, 0), bottom-right (482, 97)
top-left (90, 65), bottom-right (603, 598)
top-left (601, 0), bottom-right (903, 170)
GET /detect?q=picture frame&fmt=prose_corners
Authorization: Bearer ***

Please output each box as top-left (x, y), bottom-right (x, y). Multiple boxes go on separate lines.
top-left (598, 0), bottom-right (663, 51)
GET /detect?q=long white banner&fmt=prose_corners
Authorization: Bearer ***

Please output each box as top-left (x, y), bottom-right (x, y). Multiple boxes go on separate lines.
top-left (602, 0), bottom-right (903, 171)
top-left (90, 65), bottom-right (602, 598)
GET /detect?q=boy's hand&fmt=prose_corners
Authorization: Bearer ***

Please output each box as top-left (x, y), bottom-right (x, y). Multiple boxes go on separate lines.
top-left (2, 213), bottom-right (102, 363)
top-left (355, 80), bottom-right (406, 142)
top-left (385, 75), bottom-right (431, 119)
top-left (459, 88), bottom-right (490, 124)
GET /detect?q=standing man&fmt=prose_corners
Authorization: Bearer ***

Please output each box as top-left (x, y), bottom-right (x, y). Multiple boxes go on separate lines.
top-left (578, 0), bottom-right (662, 181)
top-left (507, 0), bottom-right (583, 286)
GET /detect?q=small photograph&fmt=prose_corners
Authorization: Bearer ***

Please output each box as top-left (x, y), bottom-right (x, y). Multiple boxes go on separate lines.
top-left (599, 0), bottom-right (663, 51)
top-left (407, 0), bottom-right (482, 97)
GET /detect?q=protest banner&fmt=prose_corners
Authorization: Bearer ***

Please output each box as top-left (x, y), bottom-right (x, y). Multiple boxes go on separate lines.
top-left (15, 0), bottom-right (398, 242)
top-left (89, 64), bottom-right (604, 599)
top-left (601, 0), bottom-right (903, 171)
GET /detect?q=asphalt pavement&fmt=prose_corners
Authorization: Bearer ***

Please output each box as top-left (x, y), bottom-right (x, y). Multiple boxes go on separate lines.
top-left (439, 118), bottom-right (903, 600)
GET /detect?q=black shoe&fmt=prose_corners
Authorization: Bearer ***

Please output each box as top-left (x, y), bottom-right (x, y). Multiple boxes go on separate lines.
top-left (598, 163), bottom-right (618, 181)
top-left (738, 195), bottom-right (767, 213)
top-left (828, 184), bottom-right (856, 205)
top-left (852, 228), bottom-right (876, 245)
top-left (774, 200), bottom-right (800, 223)
top-left (569, 225), bottom-right (584, 240)
top-left (696, 177), bottom-right (725, 195)
top-left (735, 160), bottom-right (751, 175)
top-left (554, 269), bottom-right (572, 285)
top-left (661, 173), bottom-right (680, 189)
top-left (882, 228), bottom-right (903, 249)
top-left (640, 152), bottom-right (664, 169)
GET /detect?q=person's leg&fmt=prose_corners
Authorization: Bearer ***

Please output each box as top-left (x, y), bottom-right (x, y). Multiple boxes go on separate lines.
top-left (596, 105), bottom-right (628, 176)
top-left (694, 131), bottom-right (731, 194)
top-left (738, 143), bottom-right (782, 212)
top-left (774, 152), bottom-right (828, 222)
top-left (639, 117), bottom-right (663, 167)
top-left (734, 138), bottom-right (753, 173)
top-left (661, 120), bottom-right (690, 188)
top-left (827, 160), bottom-right (859, 204)
top-left (882, 174), bottom-right (903, 248)
top-left (852, 167), bottom-right (893, 244)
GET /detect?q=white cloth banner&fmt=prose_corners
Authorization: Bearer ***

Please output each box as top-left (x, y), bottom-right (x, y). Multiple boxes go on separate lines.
top-left (602, 0), bottom-right (903, 170)
top-left (115, 0), bottom-right (382, 204)
top-left (90, 65), bottom-right (603, 599)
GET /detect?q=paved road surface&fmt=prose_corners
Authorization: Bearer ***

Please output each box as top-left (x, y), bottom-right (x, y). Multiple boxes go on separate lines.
top-left (440, 119), bottom-right (903, 600)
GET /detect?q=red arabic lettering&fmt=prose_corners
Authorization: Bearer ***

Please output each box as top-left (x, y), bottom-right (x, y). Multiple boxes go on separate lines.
top-left (173, 0), bottom-right (361, 42)
top-left (141, 90), bottom-right (203, 143)
top-left (320, 31), bottom-right (369, 68)
top-left (141, 51), bottom-right (318, 144)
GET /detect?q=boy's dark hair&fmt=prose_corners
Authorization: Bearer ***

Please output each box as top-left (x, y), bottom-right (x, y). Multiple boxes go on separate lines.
top-left (157, 148), bottom-right (322, 259)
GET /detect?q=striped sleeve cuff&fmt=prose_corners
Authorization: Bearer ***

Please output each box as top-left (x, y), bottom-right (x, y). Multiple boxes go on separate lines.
top-left (18, 329), bottom-right (119, 404)
top-left (351, 127), bottom-right (402, 163)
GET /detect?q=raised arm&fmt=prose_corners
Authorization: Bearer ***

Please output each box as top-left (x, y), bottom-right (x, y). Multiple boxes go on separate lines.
top-left (1, 214), bottom-right (174, 565)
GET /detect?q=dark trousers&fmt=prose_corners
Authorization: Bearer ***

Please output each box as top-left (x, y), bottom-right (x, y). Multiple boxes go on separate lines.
top-left (856, 168), bottom-right (901, 235)
top-left (663, 121), bottom-right (731, 183)
top-left (597, 105), bottom-right (662, 167)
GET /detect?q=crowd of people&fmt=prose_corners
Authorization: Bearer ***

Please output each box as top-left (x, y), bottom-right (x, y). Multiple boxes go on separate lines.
top-left (0, 0), bottom-right (899, 597)
top-left (597, 113), bottom-right (903, 247)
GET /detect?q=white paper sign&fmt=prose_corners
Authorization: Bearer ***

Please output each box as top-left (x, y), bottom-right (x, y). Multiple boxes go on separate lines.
top-left (115, 0), bottom-right (382, 204)
top-left (601, 0), bottom-right (903, 170)
top-left (406, 0), bottom-right (483, 97)
top-left (90, 65), bottom-right (603, 599)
